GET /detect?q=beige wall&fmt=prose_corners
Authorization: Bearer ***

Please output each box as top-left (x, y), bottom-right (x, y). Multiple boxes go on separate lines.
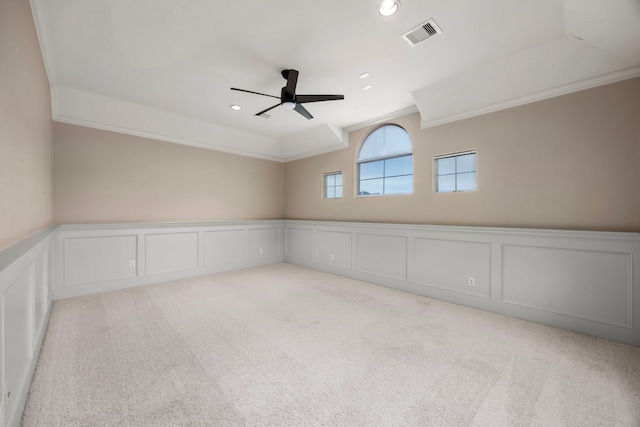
top-left (0, 0), bottom-right (53, 251)
top-left (3, 0), bottom-right (637, 240)
top-left (53, 123), bottom-right (284, 223)
top-left (285, 78), bottom-right (640, 232)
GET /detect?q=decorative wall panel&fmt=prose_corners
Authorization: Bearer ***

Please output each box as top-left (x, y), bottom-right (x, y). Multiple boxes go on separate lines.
top-left (249, 228), bottom-right (281, 259)
top-left (285, 228), bottom-right (313, 261)
top-left (146, 232), bottom-right (199, 275)
top-left (502, 245), bottom-right (632, 327)
top-left (4, 268), bottom-right (33, 424)
top-left (0, 227), bottom-right (55, 427)
top-left (285, 220), bottom-right (640, 347)
top-left (54, 221), bottom-right (284, 299)
top-left (316, 230), bottom-right (352, 269)
top-left (204, 229), bottom-right (245, 266)
top-left (33, 249), bottom-right (49, 337)
top-left (355, 233), bottom-right (407, 281)
top-left (64, 235), bottom-right (137, 286)
top-left (414, 238), bottom-right (491, 298)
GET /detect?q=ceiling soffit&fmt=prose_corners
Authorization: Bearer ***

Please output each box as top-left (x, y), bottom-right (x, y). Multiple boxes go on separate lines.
top-left (29, 0), bottom-right (640, 162)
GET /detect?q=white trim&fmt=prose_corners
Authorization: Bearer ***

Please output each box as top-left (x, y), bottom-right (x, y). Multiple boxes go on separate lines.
top-left (284, 219), bottom-right (640, 346)
top-left (0, 228), bottom-right (55, 427)
top-left (282, 142), bottom-right (347, 163)
top-left (29, 0), bottom-right (57, 85)
top-left (323, 171), bottom-right (343, 200)
top-left (433, 149), bottom-right (476, 160)
top-left (434, 150), bottom-right (477, 193)
top-left (345, 105), bottom-right (419, 133)
top-left (52, 115), bottom-right (285, 163)
top-left (54, 221), bottom-right (285, 299)
top-left (2, 219), bottom-right (639, 427)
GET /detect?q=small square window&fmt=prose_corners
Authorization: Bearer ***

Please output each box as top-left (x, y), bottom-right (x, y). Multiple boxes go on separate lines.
top-left (435, 151), bottom-right (476, 193)
top-left (324, 172), bottom-right (343, 199)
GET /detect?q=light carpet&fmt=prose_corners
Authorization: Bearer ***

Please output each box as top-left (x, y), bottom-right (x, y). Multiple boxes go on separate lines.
top-left (22, 263), bottom-right (640, 426)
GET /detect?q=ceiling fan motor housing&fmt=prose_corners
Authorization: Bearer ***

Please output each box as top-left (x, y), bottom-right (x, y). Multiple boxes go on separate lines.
top-left (281, 86), bottom-right (295, 104)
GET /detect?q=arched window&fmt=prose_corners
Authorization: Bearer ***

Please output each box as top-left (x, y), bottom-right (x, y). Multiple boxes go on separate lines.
top-left (357, 125), bottom-right (412, 196)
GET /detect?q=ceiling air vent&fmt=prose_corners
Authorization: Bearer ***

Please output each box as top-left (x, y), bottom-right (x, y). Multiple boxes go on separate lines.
top-left (402, 19), bottom-right (442, 47)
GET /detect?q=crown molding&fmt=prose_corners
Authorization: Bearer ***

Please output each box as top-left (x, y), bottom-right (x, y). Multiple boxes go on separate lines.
top-left (344, 105), bottom-right (419, 134)
top-left (420, 65), bottom-right (640, 129)
top-left (29, 0), bottom-right (57, 85)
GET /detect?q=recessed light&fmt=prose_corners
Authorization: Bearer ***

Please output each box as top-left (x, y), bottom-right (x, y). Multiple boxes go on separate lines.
top-left (362, 84), bottom-right (373, 90)
top-left (378, 0), bottom-right (400, 16)
top-left (230, 104), bottom-right (242, 111)
top-left (359, 72), bottom-right (371, 79)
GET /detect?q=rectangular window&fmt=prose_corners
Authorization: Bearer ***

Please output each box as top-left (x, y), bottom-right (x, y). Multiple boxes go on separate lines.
top-left (434, 151), bottom-right (476, 193)
top-left (358, 154), bottom-right (412, 196)
top-left (324, 172), bottom-right (343, 199)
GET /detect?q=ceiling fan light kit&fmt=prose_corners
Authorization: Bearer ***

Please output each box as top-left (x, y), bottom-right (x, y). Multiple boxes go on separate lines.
top-left (231, 69), bottom-right (344, 120)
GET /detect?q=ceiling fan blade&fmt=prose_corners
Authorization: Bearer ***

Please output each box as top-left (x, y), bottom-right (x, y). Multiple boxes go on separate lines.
top-left (255, 103), bottom-right (281, 117)
top-left (294, 103), bottom-right (313, 120)
top-left (282, 69), bottom-right (299, 97)
top-left (230, 88), bottom-right (280, 99)
top-left (295, 94), bottom-right (344, 104)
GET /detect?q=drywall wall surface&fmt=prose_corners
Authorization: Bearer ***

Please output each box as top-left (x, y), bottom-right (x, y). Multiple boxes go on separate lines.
top-left (53, 123), bottom-right (285, 223)
top-left (0, 0), bottom-right (54, 251)
top-left (284, 78), bottom-right (640, 232)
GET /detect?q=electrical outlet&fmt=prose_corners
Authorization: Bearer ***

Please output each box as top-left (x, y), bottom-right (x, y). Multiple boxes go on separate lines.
top-left (259, 248), bottom-right (264, 255)
top-left (129, 260), bottom-right (136, 268)
top-left (330, 254), bottom-right (335, 261)
top-left (468, 277), bottom-right (476, 287)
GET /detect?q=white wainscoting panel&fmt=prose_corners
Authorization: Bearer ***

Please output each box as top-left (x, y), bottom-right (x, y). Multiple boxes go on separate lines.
top-left (146, 232), bottom-right (199, 275)
top-left (54, 221), bottom-right (284, 299)
top-left (64, 235), bottom-right (137, 286)
top-left (204, 229), bottom-right (245, 266)
top-left (0, 220), bottom-right (638, 426)
top-left (249, 228), bottom-right (281, 259)
top-left (355, 233), bottom-right (407, 281)
top-left (414, 238), bottom-right (491, 298)
top-left (285, 228), bottom-right (313, 262)
top-left (316, 230), bottom-right (352, 269)
top-left (4, 267), bottom-right (33, 426)
top-left (502, 245), bottom-right (632, 328)
top-left (34, 249), bottom-right (49, 341)
top-left (0, 226), bottom-right (56, 427)
top-left (284, 220), bottom-right (640, 347)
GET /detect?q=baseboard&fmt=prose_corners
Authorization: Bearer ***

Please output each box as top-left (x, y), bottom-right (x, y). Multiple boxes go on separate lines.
top-left (55, 256), bottom-right (283, 299)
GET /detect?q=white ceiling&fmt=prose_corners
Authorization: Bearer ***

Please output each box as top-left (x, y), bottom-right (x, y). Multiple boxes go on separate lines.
top-left (31, 0), bottom-right (640, 162)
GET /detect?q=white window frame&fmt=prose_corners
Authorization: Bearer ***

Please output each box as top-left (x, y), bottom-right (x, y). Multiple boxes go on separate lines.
top-left (356, 125), bottom-right (413, 197)
top-left (323, 171), bottom-right (343, 199)
top-left (434, 150), bottom-right (477, 193)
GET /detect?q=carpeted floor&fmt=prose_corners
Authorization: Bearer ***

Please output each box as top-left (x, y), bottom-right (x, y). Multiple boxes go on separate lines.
top-left (22, 263), bottom-right (640, 426)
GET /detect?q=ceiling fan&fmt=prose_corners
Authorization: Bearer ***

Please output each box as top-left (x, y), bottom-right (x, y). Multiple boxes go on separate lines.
top-left (231, 69), bottom-right (344, 120)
